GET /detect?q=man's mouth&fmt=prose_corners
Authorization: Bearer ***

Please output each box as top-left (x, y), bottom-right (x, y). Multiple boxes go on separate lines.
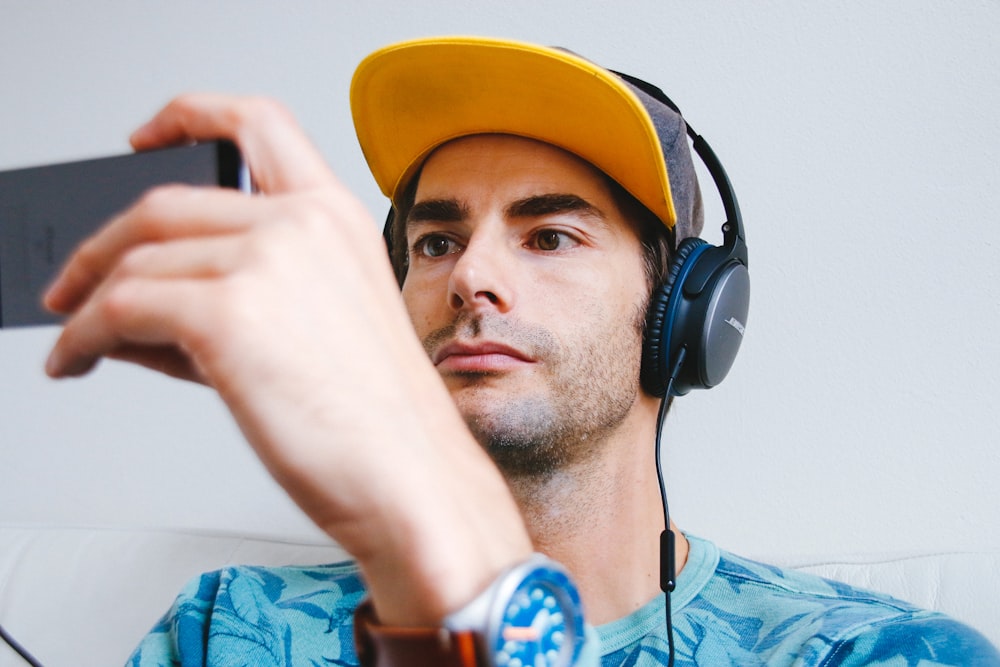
top-left (432, 341), bottom-right (535, 373)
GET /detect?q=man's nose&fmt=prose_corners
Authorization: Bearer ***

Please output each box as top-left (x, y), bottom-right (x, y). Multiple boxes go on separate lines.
top-left (447, 232), bottom-right (515, 313)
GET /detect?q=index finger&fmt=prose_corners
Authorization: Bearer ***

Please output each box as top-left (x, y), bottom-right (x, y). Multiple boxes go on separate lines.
top-left (43, 185), bottom-right (253, 315)
top-left (130, 94), bottom-right (338, 195)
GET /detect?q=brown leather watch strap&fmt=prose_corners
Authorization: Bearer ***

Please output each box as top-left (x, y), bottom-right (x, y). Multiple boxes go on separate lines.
top-left (354, 598), bottom-right (485, 667)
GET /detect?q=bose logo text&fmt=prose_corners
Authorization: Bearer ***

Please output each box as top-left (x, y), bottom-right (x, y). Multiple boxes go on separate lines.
top-left (725, 317), bottom-right (746, 336)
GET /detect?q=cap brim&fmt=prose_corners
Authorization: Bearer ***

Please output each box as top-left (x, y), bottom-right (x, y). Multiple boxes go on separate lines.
top-left (350, 36), bottom-right (677, 229)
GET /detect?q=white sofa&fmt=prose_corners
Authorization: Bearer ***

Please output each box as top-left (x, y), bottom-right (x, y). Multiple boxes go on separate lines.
top-left (1, 523), bottom-right (997, 667)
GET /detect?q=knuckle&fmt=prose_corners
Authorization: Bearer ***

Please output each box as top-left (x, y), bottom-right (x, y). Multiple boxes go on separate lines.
top-left (73, 234), bottom-right (105, 271)
top-left (133, 183), bottom-right (184, 212)
top-left (223, 96), bottom-right (294, 136)
top-left (236, 231), bottom-right (276, 268)
top-left (161, 94), bottom-right (220, 135)
top-left (99, 280), bottom-right (138, 324)
top-left (164, 93), bottom-right (201, 118)
top-left (116, 243), bottom-right (155, 276)
top-left (240, 96), bottom-right (294, 124)
top-left (288, 196), bottom-right (335, 234)
top-left (130, 185), bottom-right (187, 236)
top-left (204, 279), bottom-right (262, 346)
top-left (255, 196), bottom-right (334, 248)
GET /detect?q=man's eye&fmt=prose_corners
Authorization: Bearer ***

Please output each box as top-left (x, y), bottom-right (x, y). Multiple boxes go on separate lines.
top-left (534, 230), bottom-right (567, 251)
top-left (417, 235), bottom-right (456, 258)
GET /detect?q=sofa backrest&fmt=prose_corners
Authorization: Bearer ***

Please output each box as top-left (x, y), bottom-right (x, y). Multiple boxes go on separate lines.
top-left (1, 525), bottom-right (996, 667)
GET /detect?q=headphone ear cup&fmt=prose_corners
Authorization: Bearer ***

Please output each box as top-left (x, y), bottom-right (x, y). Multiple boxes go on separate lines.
top-left (641, 237), bottom-right (708, 397)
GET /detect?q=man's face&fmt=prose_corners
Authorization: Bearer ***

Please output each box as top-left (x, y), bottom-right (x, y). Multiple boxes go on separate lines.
top-left (400, 135), bottom-right (651, 477)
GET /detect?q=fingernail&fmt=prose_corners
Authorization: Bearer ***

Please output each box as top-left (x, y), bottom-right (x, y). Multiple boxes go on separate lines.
top-left (45, 349), bottom-right (94, 378)
top-left (43, 266), bottom-right (66, 299)
top-left (129, 123), bottom-right (155, 149)
top-left (45, 350), bottom-right (64, 377)
top-left (42, 283), bottom-right (60, 310)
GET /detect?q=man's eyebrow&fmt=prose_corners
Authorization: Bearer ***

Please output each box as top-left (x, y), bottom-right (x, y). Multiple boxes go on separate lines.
top-left (406, 198), bottom-right (467, 224)
top-left (505, 194), bottom-right (606, 222)
top-left (405, 194), bottom-right (607, 227)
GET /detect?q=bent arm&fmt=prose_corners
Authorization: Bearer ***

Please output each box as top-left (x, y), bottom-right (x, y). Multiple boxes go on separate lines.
top-left (44, 94), bottom-right (532, 628)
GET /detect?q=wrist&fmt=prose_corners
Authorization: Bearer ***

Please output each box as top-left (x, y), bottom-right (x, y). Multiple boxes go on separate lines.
top-left (340, 428), bottom-right (533, 626)
top-left (354, 477), bottom-right (533, 626)
top-left (355, 554), bottom-right (586, 667)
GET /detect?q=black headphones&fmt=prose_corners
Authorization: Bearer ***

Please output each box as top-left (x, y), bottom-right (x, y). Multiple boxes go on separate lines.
top-left (382, 73), bottom-right (749, 399)
top-left (613, 72), bottom-right (750, 398)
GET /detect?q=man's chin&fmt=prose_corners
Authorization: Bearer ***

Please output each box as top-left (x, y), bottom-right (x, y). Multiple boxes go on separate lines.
top-left (443, 372), bottom-right (536, 406)
top-left (455, 396), bottom-right (560, 449)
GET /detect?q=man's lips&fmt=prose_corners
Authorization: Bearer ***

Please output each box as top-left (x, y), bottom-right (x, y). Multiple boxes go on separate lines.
top-left (432, 341), bottom-right (535, 373)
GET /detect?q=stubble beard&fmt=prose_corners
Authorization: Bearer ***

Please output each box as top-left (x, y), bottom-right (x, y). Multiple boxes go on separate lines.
top-left (423, 304), bottom-right (647, 481)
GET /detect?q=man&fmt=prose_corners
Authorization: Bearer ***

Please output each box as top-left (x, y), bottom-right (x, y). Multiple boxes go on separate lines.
top-left (44, 37), bottom-right (997, 666)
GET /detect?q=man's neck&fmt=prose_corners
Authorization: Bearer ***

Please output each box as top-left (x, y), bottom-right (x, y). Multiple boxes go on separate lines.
top-left (502, 406), bottom-right (689, 625)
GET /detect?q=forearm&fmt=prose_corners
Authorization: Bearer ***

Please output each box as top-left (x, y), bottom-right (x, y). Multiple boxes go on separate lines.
top-left (43, 93), bottom-right (533, 631)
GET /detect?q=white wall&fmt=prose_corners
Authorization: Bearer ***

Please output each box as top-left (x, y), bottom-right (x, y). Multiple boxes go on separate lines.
top-left (1, 1), bottom-right (998, 561)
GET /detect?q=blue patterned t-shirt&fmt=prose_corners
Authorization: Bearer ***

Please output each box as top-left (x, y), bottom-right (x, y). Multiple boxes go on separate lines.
top-left (127, 534), bottom-right (999, 666)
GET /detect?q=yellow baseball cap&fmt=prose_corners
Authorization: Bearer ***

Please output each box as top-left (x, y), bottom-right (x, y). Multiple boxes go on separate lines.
top-left (350, 36), bottom-right (703, 239)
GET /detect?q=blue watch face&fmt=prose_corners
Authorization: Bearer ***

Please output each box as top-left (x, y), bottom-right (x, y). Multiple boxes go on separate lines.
top-left (491, 566), bottom-right (583, 667)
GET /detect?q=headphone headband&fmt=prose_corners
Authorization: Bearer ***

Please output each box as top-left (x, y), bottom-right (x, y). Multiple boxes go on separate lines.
top-left (611, 71), bottom-right (746, 259)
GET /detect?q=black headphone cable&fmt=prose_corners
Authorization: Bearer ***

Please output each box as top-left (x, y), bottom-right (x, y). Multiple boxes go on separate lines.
top-left (0, 622), bottom-right (44, 667)
top-left (655, 346), bottom-right (687, 667)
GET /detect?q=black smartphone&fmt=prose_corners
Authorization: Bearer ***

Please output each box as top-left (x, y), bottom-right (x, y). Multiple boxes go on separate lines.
top-left (0, 140), bottom-right (249, 328)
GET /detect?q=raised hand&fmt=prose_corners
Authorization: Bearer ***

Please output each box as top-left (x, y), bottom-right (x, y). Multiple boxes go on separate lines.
top-left (43, 94), bottom-right (531, 626)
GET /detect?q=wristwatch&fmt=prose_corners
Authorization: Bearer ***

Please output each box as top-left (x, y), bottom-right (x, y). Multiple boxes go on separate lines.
top-left (354, 554), bottom-right (586, 667)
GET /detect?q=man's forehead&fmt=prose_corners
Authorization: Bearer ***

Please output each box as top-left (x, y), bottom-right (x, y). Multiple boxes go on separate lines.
top-left (413, 133), bottom-right (617, 201)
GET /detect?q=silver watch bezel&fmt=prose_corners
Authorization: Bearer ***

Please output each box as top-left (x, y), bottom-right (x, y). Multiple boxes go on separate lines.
top-left (443, 554), bottom-right (585, 666)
